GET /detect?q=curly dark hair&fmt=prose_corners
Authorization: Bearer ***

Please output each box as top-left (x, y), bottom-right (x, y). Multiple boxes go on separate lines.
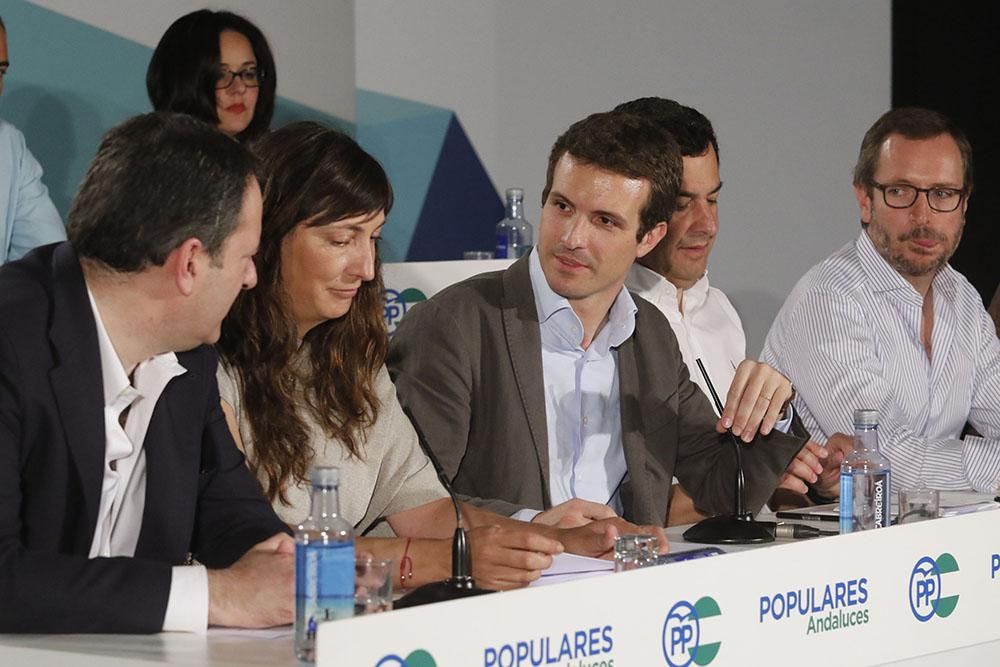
top-left (217, 122), bottom-right (393, 504)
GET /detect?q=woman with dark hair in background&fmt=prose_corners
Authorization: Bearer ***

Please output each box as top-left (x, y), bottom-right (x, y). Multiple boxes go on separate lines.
top-left (146, 9), bottom-right (275, 142)
top-left (216, 122), bottom-right (666, 591)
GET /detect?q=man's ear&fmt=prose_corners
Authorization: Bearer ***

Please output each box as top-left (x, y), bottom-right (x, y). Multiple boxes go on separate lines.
top-left (166, 238), bottom-right (205, 297)
top-left (854, 183), bottom-right (874, 225)
top-left (636, 221), bottom-right (668, 259)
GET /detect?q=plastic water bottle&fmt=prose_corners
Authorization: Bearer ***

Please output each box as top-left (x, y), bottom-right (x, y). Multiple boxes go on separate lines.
top-left (295, 467), bottom-right (355, 662)
top-left (495, 188), bottom-right (533, 259)
top-left (839, 409), bottom-right (892, 534)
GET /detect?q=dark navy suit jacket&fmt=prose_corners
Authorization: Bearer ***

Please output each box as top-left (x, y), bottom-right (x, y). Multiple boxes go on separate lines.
top-left (0, 242), bottom-right (287, 633)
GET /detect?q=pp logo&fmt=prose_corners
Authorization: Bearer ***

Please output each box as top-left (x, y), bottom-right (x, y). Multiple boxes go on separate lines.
top-left (908, 553), bottom-right (960, 622)
top-left (384, 288), bottom-right (427, 335)
top-left (375, 649), bottom-right (436, 667)
top-left (661, 597), bottom-right (722, 667)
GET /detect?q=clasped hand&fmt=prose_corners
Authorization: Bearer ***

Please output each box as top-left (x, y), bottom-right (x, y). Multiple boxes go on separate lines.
top-left (717, 360), bottom-right (794, 442)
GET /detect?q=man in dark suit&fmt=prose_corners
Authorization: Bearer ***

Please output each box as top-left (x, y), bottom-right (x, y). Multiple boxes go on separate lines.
top-left (0, 113), bottom-right (292, 634)
top-left (388, 111), bottom-right (805, 528)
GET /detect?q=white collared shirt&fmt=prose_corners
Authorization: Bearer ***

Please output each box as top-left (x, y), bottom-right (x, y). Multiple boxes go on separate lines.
top-left (86, 290), bottom-right (208, 632)
top-left (627, 264), bottom-right (793, 433)
top-left (626, 264), bottom-right (745, 410)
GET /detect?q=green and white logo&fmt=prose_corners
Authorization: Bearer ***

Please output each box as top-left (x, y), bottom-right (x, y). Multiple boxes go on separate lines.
top-left (375, 649), bottom-right (437, 667)
top-left (661, 596), bottom-right (722, 666)
top-left (909, 552), bottom-right (960, 622)
top-left (384, 287), bottom-right (427, 335)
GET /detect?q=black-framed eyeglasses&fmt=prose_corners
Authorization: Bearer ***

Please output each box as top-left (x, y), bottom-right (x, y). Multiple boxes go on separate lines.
top-left (870, 181), bottom-right (966, 213)
top-left (214, 67), bottom-right (261, 90)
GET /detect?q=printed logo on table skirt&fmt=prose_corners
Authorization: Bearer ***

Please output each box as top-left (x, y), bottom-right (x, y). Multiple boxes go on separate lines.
top-left (384, 287), bottom-right (427, 335)
top-left (661, 597), bottom-right (722, 667)
top-left (375, 649), bottom-right (437, 667)
top-left (909, 553), bottom-right (960, 622)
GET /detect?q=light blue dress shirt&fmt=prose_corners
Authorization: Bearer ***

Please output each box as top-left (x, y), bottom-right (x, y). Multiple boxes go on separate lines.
top-left (523, 251), bottom-right (637, 517)
top-left (0, 119), bottom-right (67, 264)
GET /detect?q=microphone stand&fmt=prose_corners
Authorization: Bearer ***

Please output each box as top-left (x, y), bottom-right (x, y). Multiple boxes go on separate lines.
top-left (682, 359), bottom-right (774, 545)
top-left (394, 410), bottom-right (492, 608)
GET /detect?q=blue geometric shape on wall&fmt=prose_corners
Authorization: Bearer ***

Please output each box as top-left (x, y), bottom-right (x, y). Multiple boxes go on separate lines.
top-left (356, 90), bottom-right (452, 262)
top-left (408, 114), bottom-right (503, 260)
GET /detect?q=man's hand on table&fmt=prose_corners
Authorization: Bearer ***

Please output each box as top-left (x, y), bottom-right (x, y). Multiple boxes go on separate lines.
top-left (207, 533), bottom-right (294, 628)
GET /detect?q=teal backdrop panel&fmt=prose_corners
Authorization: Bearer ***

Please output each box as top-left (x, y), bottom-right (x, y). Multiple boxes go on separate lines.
top-left (2, 1), bottom-right (501, 262)
top-left (356, 89), bottom-right (451, 262)
top-left (2, 0), bottom-right (153, 215)
top-left (1, 0), bottom-right (350, 220)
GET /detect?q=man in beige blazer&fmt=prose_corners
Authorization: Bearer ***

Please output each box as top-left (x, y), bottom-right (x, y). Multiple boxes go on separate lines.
top-left (389, 111), bottom-right (804, 527)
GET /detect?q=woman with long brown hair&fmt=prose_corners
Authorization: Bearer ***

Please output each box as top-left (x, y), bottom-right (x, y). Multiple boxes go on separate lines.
top-left (216, 122), bottom-right (663, 592)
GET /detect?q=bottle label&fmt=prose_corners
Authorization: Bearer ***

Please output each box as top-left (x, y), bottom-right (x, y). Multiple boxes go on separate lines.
top-left (841, 470), bottom-right (891, 532)
top-left (871, 471), bottom-right (891, 528)
top-left (295, 540), bottom-right (355, 634)
top-left (839, 471), bottom-right (853, 534)
top-left (495, 231), bottom-right (509, 259)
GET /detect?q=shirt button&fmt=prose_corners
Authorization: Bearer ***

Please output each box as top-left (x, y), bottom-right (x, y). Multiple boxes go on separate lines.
top-left (582, 416), bottom-right (589, 425)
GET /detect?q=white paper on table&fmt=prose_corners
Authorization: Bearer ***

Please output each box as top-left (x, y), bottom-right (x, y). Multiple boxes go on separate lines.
top-left (530, 553), bottom-right (614, 587)
top-left (939, 501), bottom-right (999, 518)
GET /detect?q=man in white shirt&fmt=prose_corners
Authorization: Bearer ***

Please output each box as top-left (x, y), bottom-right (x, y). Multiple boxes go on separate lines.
top-left (0, 112), bottom-right (292, 633)
top-left (763, 107), bottom-right (1000, 494)
top-left (617, 98), bottom-right (828, 517)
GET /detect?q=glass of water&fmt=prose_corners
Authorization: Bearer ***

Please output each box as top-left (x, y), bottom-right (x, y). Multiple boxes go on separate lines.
top-left (898, 486), bottom-right (940, 524)
top-left (613, 534), bottom-right (660, 572)
top-left (355, 556), bottom-right (393, 614)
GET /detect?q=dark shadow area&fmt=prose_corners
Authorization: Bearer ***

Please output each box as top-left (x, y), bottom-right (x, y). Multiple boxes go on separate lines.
top-left (893, 3), bottom-right (1000, 305)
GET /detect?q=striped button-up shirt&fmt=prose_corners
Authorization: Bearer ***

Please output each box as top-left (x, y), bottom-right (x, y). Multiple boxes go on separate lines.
top-left (762, 231), bottom-right (1000, 492)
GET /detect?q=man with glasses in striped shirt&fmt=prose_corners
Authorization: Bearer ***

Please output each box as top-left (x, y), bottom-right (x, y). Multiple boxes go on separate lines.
top-left (763, 107), bottom-right (1000, 497)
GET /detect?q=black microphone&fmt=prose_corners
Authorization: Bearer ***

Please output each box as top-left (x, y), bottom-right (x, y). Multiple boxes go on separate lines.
top-left (394, 408), bottom-right (491, 608)
top-left (682, 359), bottom-right (774, 545)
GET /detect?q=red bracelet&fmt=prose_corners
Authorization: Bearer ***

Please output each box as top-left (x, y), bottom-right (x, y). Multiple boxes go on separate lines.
top-left (399, 537), bottom-right (413, 589)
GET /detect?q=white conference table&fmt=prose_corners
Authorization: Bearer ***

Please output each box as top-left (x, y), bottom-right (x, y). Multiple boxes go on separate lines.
top-left (3, 628), bottom-right (998, 666)
top-left (2, 495), bottom-right (997, 666)
top-left (1, 629), bottom-right (998, 667)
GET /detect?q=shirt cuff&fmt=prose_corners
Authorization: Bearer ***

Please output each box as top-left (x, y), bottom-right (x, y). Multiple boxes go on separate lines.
top-left (511, 508), bottom-right (543, 522)
top-left (961, 435), bottom-right (1000, 493)
top-left (774, 404), bottom-right (794, 434)
top-left (163, 565), bottom-right (209, 633)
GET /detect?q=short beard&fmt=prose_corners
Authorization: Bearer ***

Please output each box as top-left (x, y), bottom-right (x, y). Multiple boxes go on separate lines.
top-left (866, 215), bottom-right (960, 278)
